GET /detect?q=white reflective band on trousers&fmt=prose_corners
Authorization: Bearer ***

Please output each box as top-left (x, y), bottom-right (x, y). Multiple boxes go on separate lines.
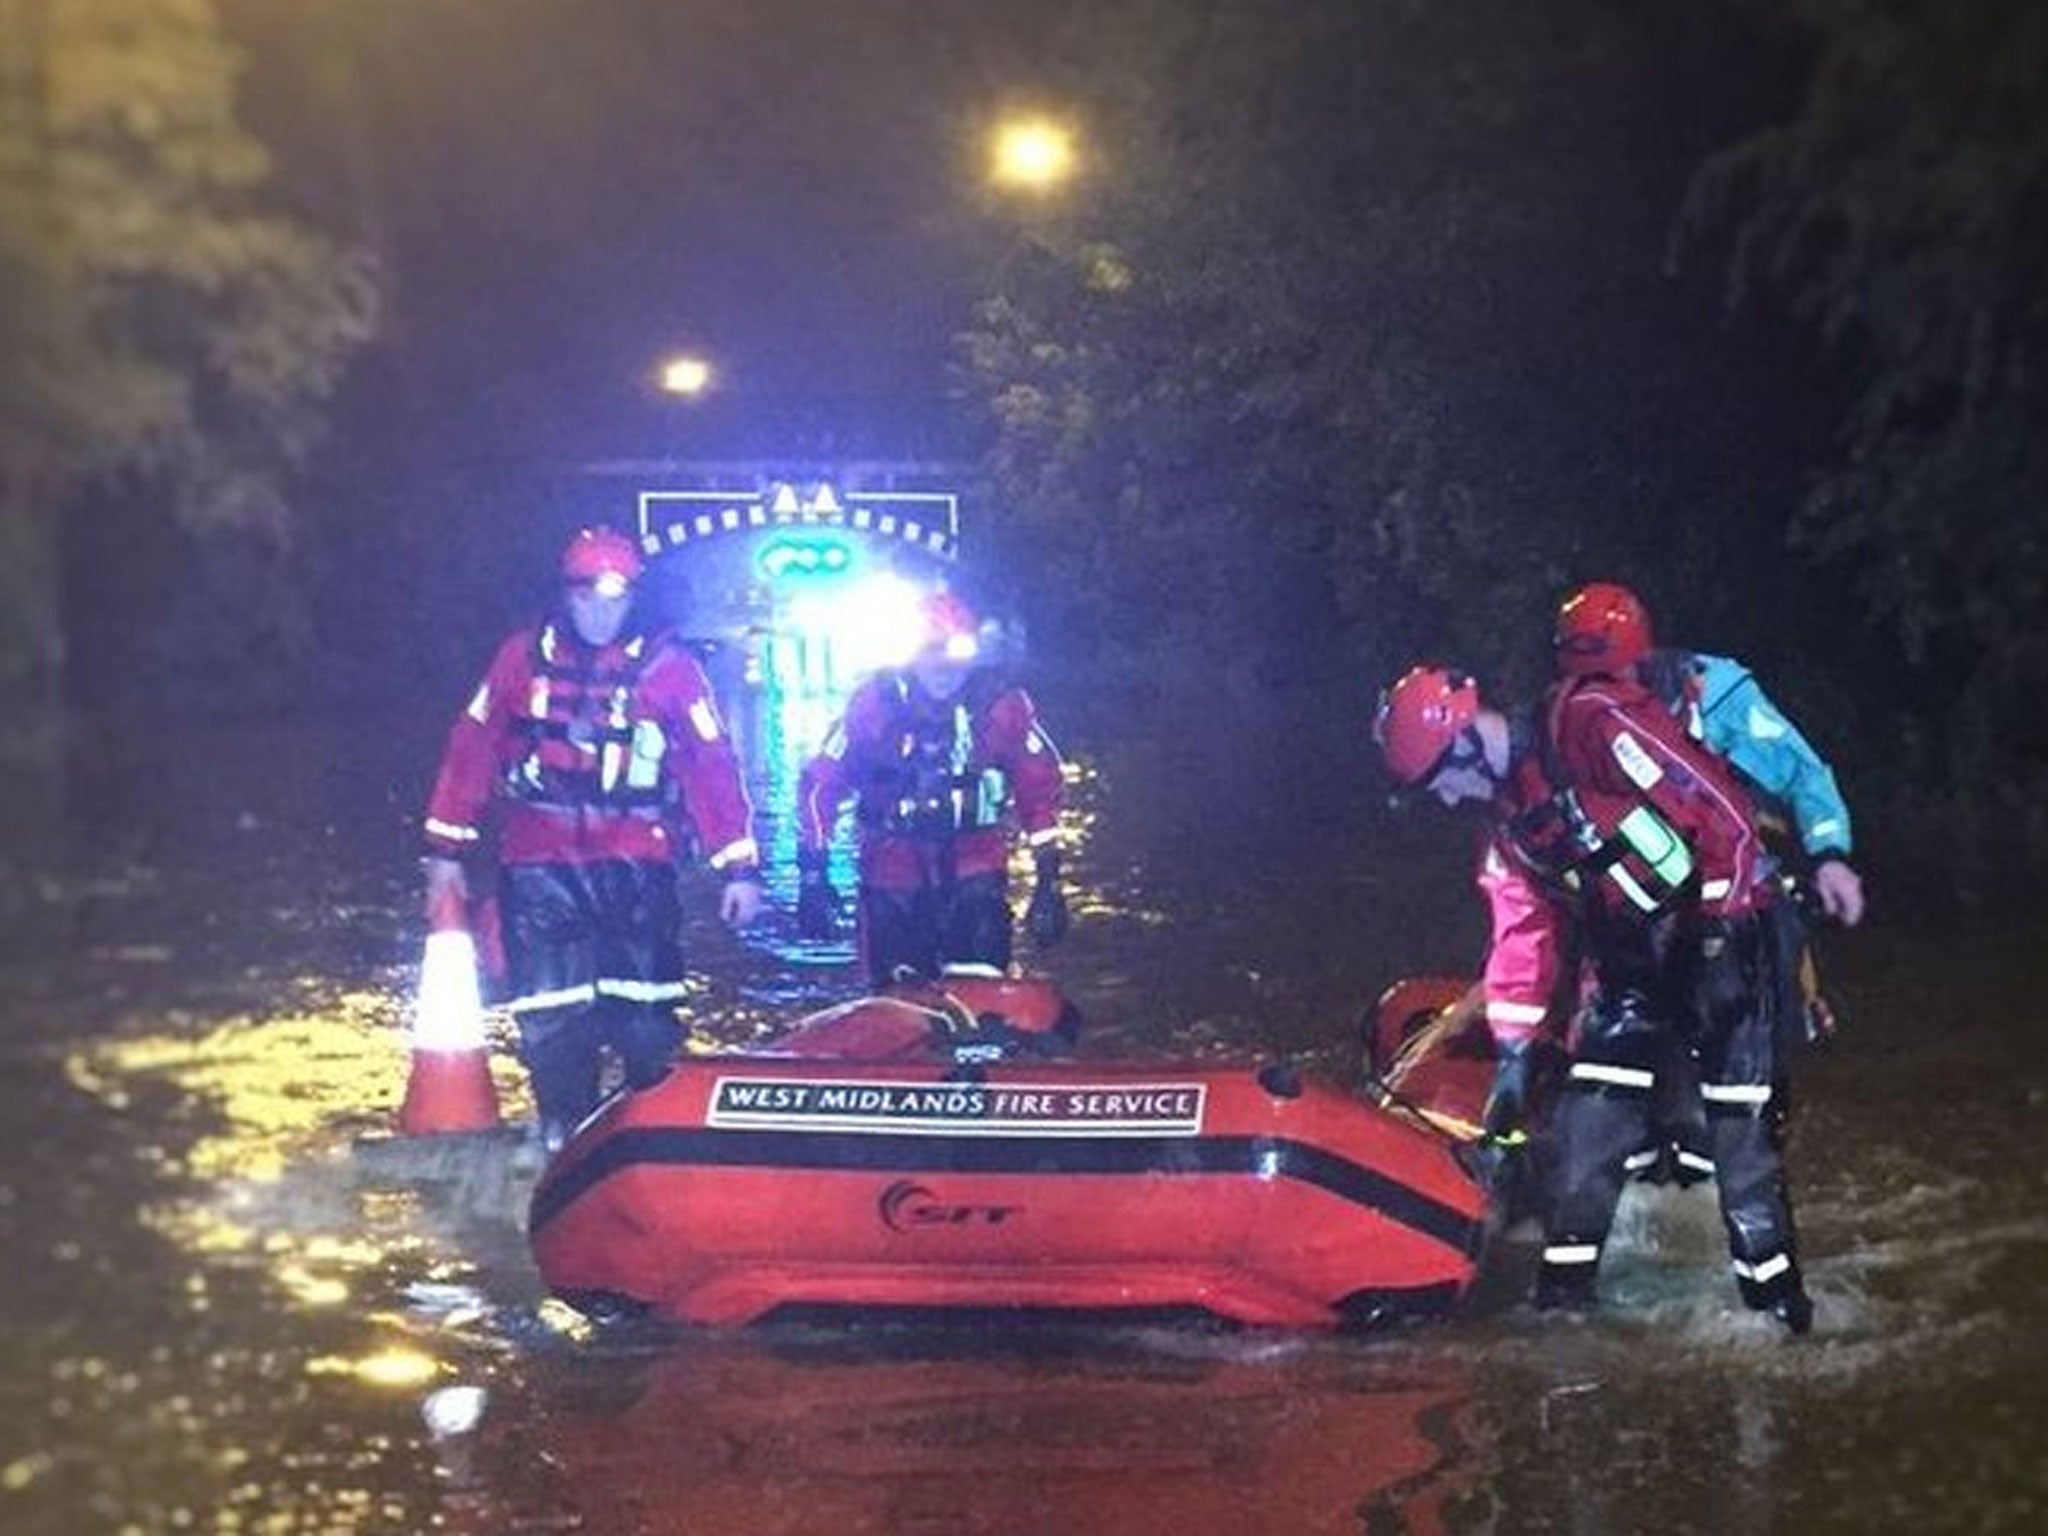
top-left (1701, 1082), bottom-right (1772, 1105)
top-left (1700, 877), bottom-right (1732, 901)
top-left (1623, 1149), bottom-right (1660, 1171)
top-left (507, 983), bottom-right (597, 1014)
top-left (1569, 1062), bottom-right (1656, 1089)
top-left (1486, 999), bottom-right (1549, 1026)
top-left (594, 978), bottom-right (689, 1003)
top-left (507, 978), bottom-right (690, 1012)
top-left (424, 818), bottom-right (480, 844)
top-left (414, 931), bottom-right (487, 1049)
top-left (1731, 1252), bottom-right (1792, 1283)
top-left (1677, 1150), bottom-right (1717, 1174)
top-left (1543, 1244), bottom-right (1601, 1266)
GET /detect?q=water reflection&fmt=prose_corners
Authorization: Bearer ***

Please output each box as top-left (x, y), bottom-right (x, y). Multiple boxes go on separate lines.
top-left (460, 1331), bottom-right (1492, 1536)
top-left (3, 710), bottom-right (2047, 1534)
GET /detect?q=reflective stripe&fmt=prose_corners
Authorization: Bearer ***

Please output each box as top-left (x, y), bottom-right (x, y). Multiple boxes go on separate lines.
top-left (595, 979), bottom-right (689, 1003)
top-left (1025, 826), bottom-right (1062, 847)
top-left (507, 983), bottom-right (596, 1013)
top-left (688, 698), bottom-right (722, 742)
top-left (1543, 1244), bottom-right (1601, 1266)
top-left (1606, 861), bottom-right (1662, 912)
top-left (1570, 1062), bottom-right (1656, 1090)
top-left (1623, 1149), bottom-right (1660, 1172)
top-left (708, 837), bottom-right (760, 870)
top-left (465, 684), bottom-right (492, 724)
top-left (1732, 1253), bottom-right (1792, 1283)
top-left (939, 962), bottom-right (1004, 978)
top-left (425, 818), bottom-right (480, 844)
top-left (1610, 730), bottom-right (1664, 790)
top-left (1700, 877), bottom-right (1732, 901)
top-left (1677, 1150), bottom-right (1717, 1174)
top-left (1486, 1000), bottom-right (1549, 1026)
top-left (1807, 818), bottom-right (1843, 842)
top-left (1701, 1082), bottom-right (1772, 1105)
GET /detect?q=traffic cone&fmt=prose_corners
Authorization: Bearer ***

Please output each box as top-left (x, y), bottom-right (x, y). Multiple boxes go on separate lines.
top-left (398, 926), bottom-right (503, 1135)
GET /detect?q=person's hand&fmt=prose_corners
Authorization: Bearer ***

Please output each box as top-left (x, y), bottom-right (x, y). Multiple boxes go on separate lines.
top-left (1483, 1040), bottom-right (1531, 1140)
top-left (1025, 848), bottom-right (1069, 946)
top-left (721, 876), bottom-right (765, 930)
top-left (423, 856), bottom-right (468, 924)
top-left (795, 847), bottom-right (840, 941)
top-left (1812, 858), bottom-right (1865, 928)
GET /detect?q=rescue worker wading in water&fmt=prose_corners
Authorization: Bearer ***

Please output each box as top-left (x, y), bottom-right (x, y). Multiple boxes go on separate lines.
top-left (1376, 663), bottom-right (1813, 1333)
top-left (795, 591), bottom-right (1067, 987)
top-left (422, 528), bottom-right (763, 1150)
top-left (1555, 581), bottom-right (1865, 1191)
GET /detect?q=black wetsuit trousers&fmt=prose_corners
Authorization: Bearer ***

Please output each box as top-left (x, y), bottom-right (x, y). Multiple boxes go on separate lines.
top-left (859, 870), bottom-right (1012, 988)
top-left (1539, 910), bottom-right (1803, 1310)
top-left (501, 860), bottom-right (684, 1139)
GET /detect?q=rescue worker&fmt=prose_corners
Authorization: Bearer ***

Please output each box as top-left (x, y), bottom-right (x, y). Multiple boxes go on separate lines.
top-left (795, 590), bottom-right (1067, 986)
top-left (1375, 664), bottom-right (1812, 1332)
top-left (1557, 581), bottom-right (1863, 1184)
top-left (1557, 582), bottom-right (1864, 927)
top-left (421, 527), bottom-right (763, 1150)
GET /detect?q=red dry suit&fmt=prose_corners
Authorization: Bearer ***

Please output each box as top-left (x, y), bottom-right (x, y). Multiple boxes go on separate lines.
top-left (796, 668), bottom-right (1063, 891)
top-left (1477, 675), bottom-right (1766, 1050)
top-left (424, 620), bottom-right (757, 875)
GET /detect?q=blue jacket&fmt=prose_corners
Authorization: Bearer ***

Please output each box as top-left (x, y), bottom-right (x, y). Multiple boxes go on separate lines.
top-left (1661, 652), bottom-right (1853, 859)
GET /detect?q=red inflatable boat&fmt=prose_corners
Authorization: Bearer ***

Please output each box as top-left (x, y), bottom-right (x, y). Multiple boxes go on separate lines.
top-left (529, 976), bottom-right (1487, 1329)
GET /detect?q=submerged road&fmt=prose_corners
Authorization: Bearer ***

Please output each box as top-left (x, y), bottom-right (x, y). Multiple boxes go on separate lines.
top-left (0, 699), bottom-right (2043, 1534)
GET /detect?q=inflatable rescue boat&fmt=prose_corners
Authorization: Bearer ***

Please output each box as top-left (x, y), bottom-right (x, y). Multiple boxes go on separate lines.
top-left (529, 975), bottom-right (1488, 1329)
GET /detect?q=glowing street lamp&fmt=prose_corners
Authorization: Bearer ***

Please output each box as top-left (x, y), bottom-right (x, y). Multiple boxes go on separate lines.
top-left (657, 353), bottom-right (713, 397)
top-left (989, 117), bottom-right (1076, 193)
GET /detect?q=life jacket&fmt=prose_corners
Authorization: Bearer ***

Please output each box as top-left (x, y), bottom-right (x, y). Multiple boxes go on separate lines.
top-left (1499, 691), bottom-right (1698, 920)
top-left (503, 623), bottom-right (671, 812)
top-left (858, 669), bottom-right (1013, 841)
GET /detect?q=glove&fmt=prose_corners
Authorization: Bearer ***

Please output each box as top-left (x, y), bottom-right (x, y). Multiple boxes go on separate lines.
top-left (1811, 857), bottom-right (1865, 928)
top-left (720, 872), bottom-right (765, 929)
top-left (1484, 1040), bottom-right (1531, 1140)
top-left (795, 847), bottom-right (841, 942)
top-left (1025, 848), bottom-right (1069, 946)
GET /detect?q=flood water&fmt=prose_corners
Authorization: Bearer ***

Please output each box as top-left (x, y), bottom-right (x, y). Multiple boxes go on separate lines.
top-left (1, 694), bottom-right (2044, 1534)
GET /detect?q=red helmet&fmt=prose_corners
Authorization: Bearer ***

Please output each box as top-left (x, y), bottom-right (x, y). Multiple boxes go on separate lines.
top-left (1555, 581), bottom-right (1652, 676)
top-left (916, 590), bottom-right (980, 660)
top-left (1374, 666), bottom-right (1480, 785)
top-left (560, 527), bottom-right (644, 593)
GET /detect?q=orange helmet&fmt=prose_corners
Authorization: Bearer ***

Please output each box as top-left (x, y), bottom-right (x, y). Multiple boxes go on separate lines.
top-left (916, 590), bottom-right (980, 660)
top-left (1374, 666), bottom-right (1480, 785)
top-left (1555, 581), bottom-right (1652, 676)
top-left (560, 527), bottom-right (644, 594)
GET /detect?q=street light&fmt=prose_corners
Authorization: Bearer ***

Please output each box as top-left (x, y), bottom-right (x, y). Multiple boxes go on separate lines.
top-left (657, 353), bottom-right (713, 397)
top-left (989, 117), bottom-right (1076, 194)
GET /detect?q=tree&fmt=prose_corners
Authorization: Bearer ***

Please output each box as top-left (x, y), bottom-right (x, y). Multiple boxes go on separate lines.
top-left (0, 0), bottom-right (374, 714)
top-left (959, 0), bottom-right (1813, 700)
top-left (1688, 0), bottom-right (2048, 808)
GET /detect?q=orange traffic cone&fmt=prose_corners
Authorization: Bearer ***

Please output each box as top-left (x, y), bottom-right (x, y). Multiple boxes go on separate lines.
top-left (398, 927), bottom-right (503, 1135)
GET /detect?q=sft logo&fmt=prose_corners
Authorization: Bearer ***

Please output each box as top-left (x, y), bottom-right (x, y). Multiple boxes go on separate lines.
top-left (877, 1179), bottom-right (1020, 1233)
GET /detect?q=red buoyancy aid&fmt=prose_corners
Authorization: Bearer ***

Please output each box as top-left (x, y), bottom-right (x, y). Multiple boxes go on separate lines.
top-left (505, 624), bottom-right (670, 811)
top-left (797, 670), bottom-right (1063, 887)
top-left (1538, 674), bottom-right (1764, 920)
top-left (425, 623), bottom-right (757, 872)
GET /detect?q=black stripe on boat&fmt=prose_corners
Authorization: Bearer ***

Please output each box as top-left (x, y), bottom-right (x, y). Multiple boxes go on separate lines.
top-left (529, 1129), bottom-right (1482, 1257)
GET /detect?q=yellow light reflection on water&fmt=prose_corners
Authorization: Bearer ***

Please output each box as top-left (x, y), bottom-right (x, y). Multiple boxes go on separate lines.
top-left (307, 1347), bottom-right (441, 1390)
top-left (62, 982), bottom-right (523, 1325)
